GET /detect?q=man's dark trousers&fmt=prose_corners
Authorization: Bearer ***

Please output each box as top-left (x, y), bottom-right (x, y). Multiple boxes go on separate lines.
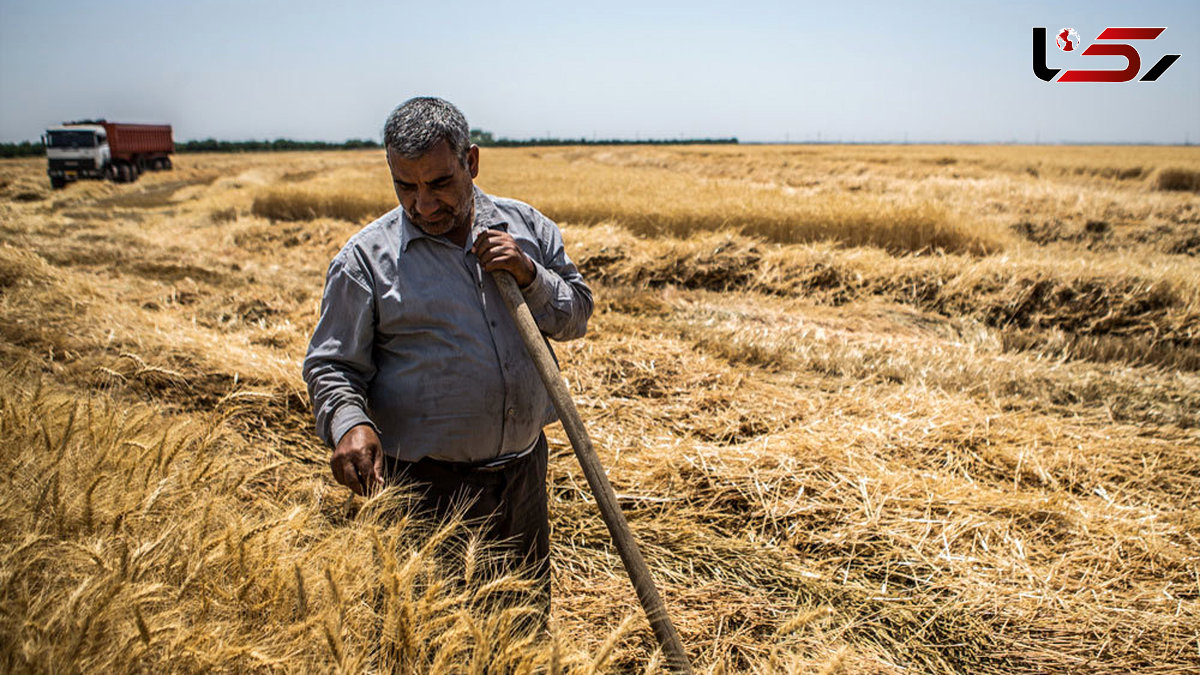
top-left (384, 433), bottom-right (550, 620)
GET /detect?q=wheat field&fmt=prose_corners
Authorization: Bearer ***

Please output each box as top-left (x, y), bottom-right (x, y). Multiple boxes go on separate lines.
top-left (1, 143), bottom-right (1198, 673)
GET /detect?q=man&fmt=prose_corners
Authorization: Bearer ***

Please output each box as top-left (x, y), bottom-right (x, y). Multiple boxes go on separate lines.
top-left (302, 97), bottom-right (592, 607)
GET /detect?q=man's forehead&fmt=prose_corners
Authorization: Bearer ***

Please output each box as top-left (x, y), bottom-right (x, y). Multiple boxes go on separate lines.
top-left (387, 140), bottom-right (459, 180)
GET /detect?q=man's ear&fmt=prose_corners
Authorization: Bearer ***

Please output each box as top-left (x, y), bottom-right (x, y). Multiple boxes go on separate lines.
top-left (466, 144), bottom-right (480, 179)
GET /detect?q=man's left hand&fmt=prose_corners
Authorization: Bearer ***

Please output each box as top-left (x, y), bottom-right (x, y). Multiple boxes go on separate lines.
top-left (473, 229), bottom-right (536, 288)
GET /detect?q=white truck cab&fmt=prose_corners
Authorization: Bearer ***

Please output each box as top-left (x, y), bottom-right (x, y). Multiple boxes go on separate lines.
top-left (44, 124), bottom-right (112, 188)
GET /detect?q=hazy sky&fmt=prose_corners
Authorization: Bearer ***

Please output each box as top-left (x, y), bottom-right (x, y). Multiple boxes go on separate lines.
top-left (1, 0), bottom-right (1197, 144)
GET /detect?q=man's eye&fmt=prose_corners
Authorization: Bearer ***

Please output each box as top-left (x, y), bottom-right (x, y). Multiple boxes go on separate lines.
top-left (395, 182), bottom-right (415, 191)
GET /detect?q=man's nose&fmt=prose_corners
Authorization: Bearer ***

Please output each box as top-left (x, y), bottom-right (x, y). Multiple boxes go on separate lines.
top-left (416, 187), bottom-right (439, 217)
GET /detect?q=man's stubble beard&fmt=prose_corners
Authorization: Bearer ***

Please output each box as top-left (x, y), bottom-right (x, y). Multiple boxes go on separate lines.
top-left (410, 188), bottom-right (475, 238)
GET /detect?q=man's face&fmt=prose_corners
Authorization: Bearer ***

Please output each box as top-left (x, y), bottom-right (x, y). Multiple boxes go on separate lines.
top-left (387, 139), bottom-right (479, 238)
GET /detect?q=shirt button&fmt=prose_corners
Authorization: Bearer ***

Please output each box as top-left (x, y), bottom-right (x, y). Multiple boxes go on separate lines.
top-left (506, 407), bottom-right (515, 417)
top-left (490, 321), bottom-right (497, 327)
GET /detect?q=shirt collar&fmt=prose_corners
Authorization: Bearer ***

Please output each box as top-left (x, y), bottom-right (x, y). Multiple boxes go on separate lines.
top-left (399, 185), bottom-right (507, 252)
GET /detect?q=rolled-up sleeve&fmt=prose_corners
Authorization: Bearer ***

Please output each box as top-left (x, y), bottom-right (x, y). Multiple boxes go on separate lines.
top-left (520, 210), bottom-right (593, 341)
top-left (302, 250), bottom-right (379, 448)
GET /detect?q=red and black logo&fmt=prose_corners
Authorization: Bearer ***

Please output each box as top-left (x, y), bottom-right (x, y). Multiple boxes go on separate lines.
top-left (1033, 27), bottom-right (1181, 82)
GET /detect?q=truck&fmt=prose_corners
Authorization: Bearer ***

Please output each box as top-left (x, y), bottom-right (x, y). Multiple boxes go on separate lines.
top-left (43, 120), bottom-right (174, 189)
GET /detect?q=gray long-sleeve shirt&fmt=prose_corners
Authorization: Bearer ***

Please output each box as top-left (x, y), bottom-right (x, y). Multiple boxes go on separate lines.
top-left (302, 186), bottom-right (593, 463)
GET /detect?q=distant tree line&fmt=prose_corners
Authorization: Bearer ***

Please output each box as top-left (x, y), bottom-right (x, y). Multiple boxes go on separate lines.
top-left (0, 141), bottom-right (44, 158)
top-left (175, 138), bottom-right (382, 153)
top-left (470, 128), bottom-right (737, 147)
top-left (2, 132), bottom-right (737, 158)
top-left (0, 138), bottom-right (383, 157)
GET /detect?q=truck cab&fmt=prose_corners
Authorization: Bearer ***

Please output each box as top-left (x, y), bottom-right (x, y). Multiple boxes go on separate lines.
top-left (44, 124), bottom-right (111, 188)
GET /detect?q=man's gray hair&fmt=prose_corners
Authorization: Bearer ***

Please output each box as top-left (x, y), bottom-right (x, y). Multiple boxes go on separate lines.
top-left (383, 97), bottom-right (471, 162)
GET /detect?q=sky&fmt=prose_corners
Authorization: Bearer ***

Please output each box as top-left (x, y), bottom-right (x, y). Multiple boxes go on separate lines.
top-left (1, 0), bottom-right (1197, 144)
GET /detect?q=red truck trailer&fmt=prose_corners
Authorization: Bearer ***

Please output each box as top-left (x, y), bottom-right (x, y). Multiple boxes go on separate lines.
top-left (44, 119), bottom-right (174, 188)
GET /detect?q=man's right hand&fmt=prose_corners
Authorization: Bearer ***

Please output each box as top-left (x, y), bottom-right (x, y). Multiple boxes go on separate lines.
top-left (331, 424), bottom-right (385, 496)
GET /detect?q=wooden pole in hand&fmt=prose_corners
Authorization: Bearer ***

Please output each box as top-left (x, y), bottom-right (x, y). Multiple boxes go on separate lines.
top-left (491, 270), bottom-right (694, 674)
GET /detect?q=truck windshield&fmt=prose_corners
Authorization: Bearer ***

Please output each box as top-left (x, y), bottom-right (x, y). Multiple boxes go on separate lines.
top-left (46, 131), bottom-right (97, 148)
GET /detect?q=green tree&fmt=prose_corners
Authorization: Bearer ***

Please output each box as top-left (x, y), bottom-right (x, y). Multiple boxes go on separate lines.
top-left (470, 128), bottom-right (495, 146)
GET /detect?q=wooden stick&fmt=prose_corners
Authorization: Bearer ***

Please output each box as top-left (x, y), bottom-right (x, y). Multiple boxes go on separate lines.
top-left (492, 270), bottom-right (694, 674)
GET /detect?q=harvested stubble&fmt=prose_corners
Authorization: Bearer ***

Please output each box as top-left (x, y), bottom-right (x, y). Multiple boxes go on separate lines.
top-left (2, 145), bottom-right (1199, 673)
top-left (554, 299), bottom-right (1199, 672)
top-left (571, 223), bottom-right (1200, 373)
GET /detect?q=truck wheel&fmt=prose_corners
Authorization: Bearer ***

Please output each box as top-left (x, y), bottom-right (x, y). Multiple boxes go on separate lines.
top-left (118, 164), bottom-right (132, 183)
top-left (50, 176), bottom-right (66, 190)
top-left (163, 157), bottom-right (172, 170)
